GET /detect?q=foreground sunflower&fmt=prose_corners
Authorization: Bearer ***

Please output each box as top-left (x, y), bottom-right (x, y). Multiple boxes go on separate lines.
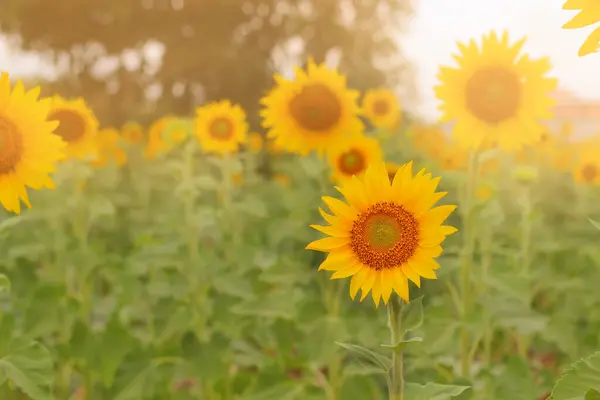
top-left (435, 30), bottom-right (557, 152)
top-left (361, 88), bottom-right (402, 130)
top-left (306, 162), bottom-right (457, 306)
top-left (327, 134), bottom-right (383, 182)
top-left (562, 0), bottom-right (600, 56)
top-left (260, 59), bottom-right (363, 155)
top-left (91, 128), bottom-right (127, 168)
top-left (195, 100), bottom-right (248, 156)
top-left (0, 72), bottom-right (66, 213)
top-left (48, 96), bottom-right (99, 159)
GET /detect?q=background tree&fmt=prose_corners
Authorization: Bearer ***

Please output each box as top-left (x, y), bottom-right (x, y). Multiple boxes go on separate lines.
top-left (0, 0), bottom-right (415, 129)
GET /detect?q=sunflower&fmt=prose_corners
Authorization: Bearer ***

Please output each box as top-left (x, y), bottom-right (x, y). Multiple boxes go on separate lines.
top-left (195, 100), bottom-right (248, 156)
top-left (327, 134), bottom-right (383, 182)
top-left (361, 89), bottom-right (402, 130)
top-left (573, 148), bottom-right (600, 185)
top-left (260, 59), bottom-right (363, 155)
top-left (306, 161), bottom-right (457, 306)
top-left (247, 132), bottom-right (264, 153)
top-left (121, 121), bottom-right (145, 145)
top-left (0, 72), bottom-right (66, 214)
top-left (562, 0), bottom-right (600, 56)
top-left (272, 173), bottom-right (290, 186)
top-left (91, 128), bottom-right (127, 168)
top-left (144, 116), bottom-right (179, 159)
top-left (410, 124), bottom-right (447, 160)
top-left (435, 30), bottom-right (557, 152)
top-left (48, 96), bottom-right (99, 160)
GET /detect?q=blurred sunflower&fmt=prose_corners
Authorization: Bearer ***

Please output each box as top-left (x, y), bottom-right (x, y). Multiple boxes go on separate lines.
top-left (327, 134), bottom-right (383, 182)
top-left (260, 59), bottom-right (363, 155)
top-left (272, 173), bottom-right (290, 186)
top-left (48, 96), bottom-right (99, 159)
top-left (558, 121), bottom-right (573, 140)
top-left (435, 30), bottom-right (557, 152)
top-left (121, 121), bottom-right (145, 145)
top-left (144, 116), bottom-right (177, 159)
top-left (361, 89), bottom-right (401, 130)
top-left (0, 72), bottom-right (66, 214)
top-left (247, 132), bottom-right (264, 153)
top-left (306, 162), bottom-right (457, 306)
top-left (573, 147), bottom-right (600, 185)
top-left (434, 140), bottom-right (468, 172)
top-left (410, 124), bottom-right (447, 160)
top-left (195, 100), bottom-right (248, 156)
top-left (562, 0), bottom-right (600, 56)
top-left (551, 145), bottom-right (576, 171)
top-left (91, 128), bottom-right (127, 168)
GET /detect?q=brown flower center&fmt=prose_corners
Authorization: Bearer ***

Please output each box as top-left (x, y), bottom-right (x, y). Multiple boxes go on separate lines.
top-left (289, 83), bottom-right (342, 131)
top-left (209, 117), bottom-right (234, 141)
top-left (582, 164), bottom-right (598, 182)
top-left (465, 66), bottom-right (522, 124)
top-left (372, 99), bottom-right (390, 116)
top-left (350, 202), bottom-right (419, 270)
top-left (338, 148), bottom-right (366, 176)
top-left (0, 114), bottom-right (24, 174)
top-left (49, 109), bottom-right (87, 142)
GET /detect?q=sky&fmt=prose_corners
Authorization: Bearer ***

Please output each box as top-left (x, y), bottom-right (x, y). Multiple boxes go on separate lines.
top-left (0, 0), bottom-right (598, 120)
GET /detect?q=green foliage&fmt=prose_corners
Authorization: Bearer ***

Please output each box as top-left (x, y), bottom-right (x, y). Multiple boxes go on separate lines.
top-left (550, 351), bottom-right (600, 400)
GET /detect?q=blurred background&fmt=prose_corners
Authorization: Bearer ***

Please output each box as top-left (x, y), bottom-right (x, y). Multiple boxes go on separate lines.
top-left (1, 0), bottom-right (599, 132)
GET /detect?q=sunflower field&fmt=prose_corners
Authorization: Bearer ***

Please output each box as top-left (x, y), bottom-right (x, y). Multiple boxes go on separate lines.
top-left (1, 2), bottom-right (600, 400)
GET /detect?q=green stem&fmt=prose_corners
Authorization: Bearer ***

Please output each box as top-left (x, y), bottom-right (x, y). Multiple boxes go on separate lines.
top-left (517, 184), bottom-right (533, 358)
top-left (481, 232), bottom-right (493, 366)
top-left (387, 296), bottom-right (404, 400)
top-left (325, 281), bottom-right (342, 400)
top-left (459, 151), bottom-right (479, 377)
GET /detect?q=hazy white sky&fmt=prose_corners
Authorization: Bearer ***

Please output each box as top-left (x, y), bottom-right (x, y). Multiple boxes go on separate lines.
top-left (0, 0), bottom-right (598, 120)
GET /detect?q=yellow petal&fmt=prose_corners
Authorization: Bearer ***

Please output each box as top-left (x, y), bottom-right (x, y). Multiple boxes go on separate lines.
top-left (421, 205), bottom-right (457, 227)
top-left (578, 25), bottom-right (600, 56)
top-left (359, 271), bottom-right (376, 301)
top-left (331, 263), bottom-right (362, 279)
top-left (408, 259), bottom-right (438, 280)
top-left (390, 269), bottom-right (409, 302)
top-left (317, 250), bottom-right (355, 271)
top-left (310, 224), bottom-right (349, 238)
top-left (371, 272), bottom-right (383, 308)
top-left (380, 270), bottom-right (394, 305)
top-left (349, 267), bottom-right (370, 300)
top-left (306, 236), bottom-right (349, 251)
top-left (322, 196), bottom-right (358, 221)
top-left (402, 265), bottom-right (421, 287)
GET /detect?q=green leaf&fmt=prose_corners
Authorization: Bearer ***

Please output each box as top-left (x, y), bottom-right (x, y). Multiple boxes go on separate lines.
top-left (0, 215), bottom-right (25, 235)
top-left (113, 365), bottom-right (155, 400)
top-left (588, 218), bottom-right (600, 231)
top-left (242, 382), bottom-right (305, 400)
top-left (97, 317), bottom-right (134, 388)
top-left (0, 341), bottom-right (54, 400)
top-left (401, 296), bottom-right (424, 333)
top-left (404, 382), bottom-right (470, 400)
top-left (335, 342), bottom-right (391, 372)
top-left (585, 389), bottom-right (600, 400)
top-left (381, 337), bottom-right (423, 353)
top-left (0, 274), bottom-right (9, 295)
top-left (551, 351), bottom-right (600, 400)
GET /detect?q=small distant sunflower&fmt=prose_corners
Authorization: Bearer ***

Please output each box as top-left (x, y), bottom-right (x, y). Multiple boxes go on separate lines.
top-left (0, 72), bottom-right (66, 214)
top-left (435, 30), bottom-right (557, 152)
top-left (144, 116), bottom-right (177, 159)
top-left (551, 145), bottom-right (576, 171)
top-left (92, 128), bottom-right (127, 168)
top-left (195, 100), bottom-right (248, 156)
top-left (327, 134), bottom-right (383, 182)
top-left (562, 0), bottom-right (600, 56)
top-left (306, 162), bottom-right (457, 306)
top-left (247, 132), bottom-right (264, 153)
top-left (260, 59), bottom-right (363, 155)
top-left (361, 89), bottom-right (402, 130)
top-left (48, 96), bottom-right (99, 159)
top-left (573, 150), bottom-right (600, 185)
top-left (121, 121), bottom-right (145, 145)
top-left (410, 124), bottom-right (447, 160)
top-left (272, 173), bottom-right (290, 186)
